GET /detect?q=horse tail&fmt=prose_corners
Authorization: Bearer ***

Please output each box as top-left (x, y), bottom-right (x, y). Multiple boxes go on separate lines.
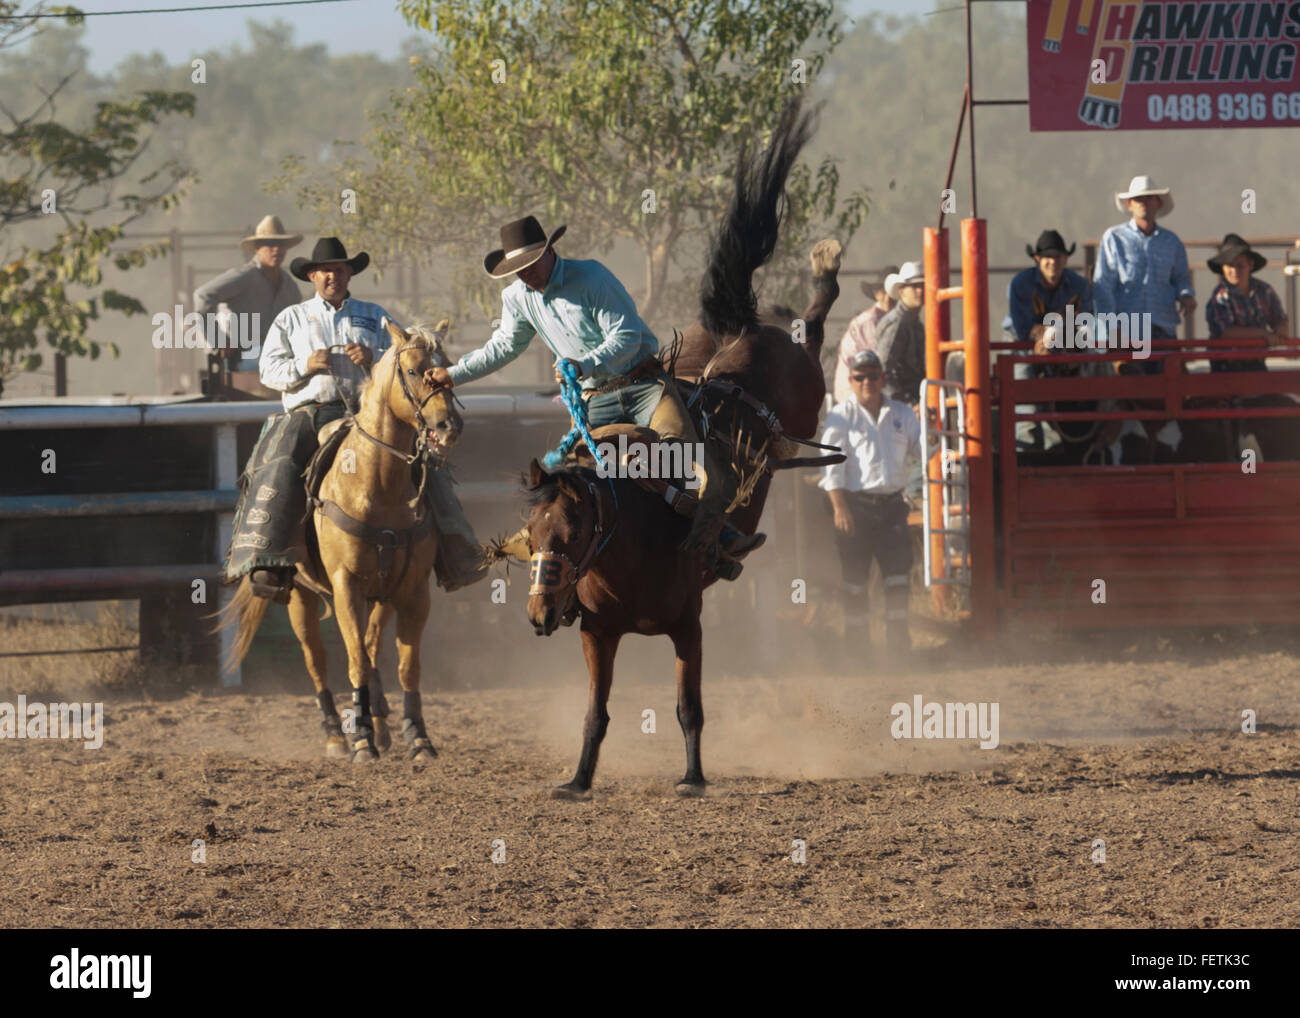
top-left (699, 97), bottom-right (817, 339)
top-left (213, 575), bottom-right (270, 675)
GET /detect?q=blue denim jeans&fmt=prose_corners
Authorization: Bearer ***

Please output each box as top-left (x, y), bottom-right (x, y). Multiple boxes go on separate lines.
top-left (583, 378), bottom-right (665, 429)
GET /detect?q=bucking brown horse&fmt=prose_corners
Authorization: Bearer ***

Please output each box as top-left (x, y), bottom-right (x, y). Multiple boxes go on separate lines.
top-left (508, 99), bottom-right (843, 799)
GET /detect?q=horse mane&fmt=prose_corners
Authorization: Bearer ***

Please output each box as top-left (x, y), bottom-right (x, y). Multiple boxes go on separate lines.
top-left (523, 464), bottom-right (598, 507)
top-left (355, 322), bottom-right (448, 406)
top-left (698, 97), bottom-right (817, 339)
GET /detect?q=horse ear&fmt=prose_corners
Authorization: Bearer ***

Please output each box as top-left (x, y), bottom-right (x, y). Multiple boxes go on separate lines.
top-left (527, 458), bottom-right (547, 488)
top-left (385, 319), bottom-right (406, 345)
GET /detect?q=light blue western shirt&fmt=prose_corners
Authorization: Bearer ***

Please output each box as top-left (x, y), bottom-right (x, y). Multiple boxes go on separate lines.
top-left (1092, 220), bottom-right (1194, 335)
top-left (447, 257), bottom-right (659, 391)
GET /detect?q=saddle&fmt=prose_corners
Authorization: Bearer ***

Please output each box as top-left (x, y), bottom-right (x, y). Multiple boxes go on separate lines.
top-left (568, 424), bottom-right (701, 518)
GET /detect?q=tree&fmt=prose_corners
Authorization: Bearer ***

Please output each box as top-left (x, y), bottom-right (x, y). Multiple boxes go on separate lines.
top-left (0, 2), bottom-right (194, 390)
top-left (277, 0), bottom-right (867, 329)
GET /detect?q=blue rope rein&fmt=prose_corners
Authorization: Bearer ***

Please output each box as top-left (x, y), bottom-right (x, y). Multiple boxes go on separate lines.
top-left (543, 359), bottom-right (600, 471)
top-left (543, 359), bottom-right (619, 547)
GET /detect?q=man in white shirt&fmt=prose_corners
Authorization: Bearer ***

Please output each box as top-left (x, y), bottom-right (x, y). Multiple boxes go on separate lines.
top-left (819, 350), bottom-right (922, 657)
top-left (226, 237), bottom-right (485, 601)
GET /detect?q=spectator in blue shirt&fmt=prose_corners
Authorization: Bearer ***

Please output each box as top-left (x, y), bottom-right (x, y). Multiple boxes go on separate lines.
top-left (1094, 175), bottom-right (1196, 456)
top-left (1093, 175), bottom-right (1196, 374)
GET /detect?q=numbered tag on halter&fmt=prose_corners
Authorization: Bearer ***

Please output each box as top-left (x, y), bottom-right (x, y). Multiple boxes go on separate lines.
top-left (528, 552), bottom-right (571, 596)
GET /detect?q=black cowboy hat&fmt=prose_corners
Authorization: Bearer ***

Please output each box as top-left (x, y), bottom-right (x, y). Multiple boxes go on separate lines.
top-left (290, 237), bottom-right (370, 281)
top-left (1026, 229), bottom-right (1076, 259)
top-left (860, 264), bottom-right (900, 299)
top-left (1207, 232), bottom-right (1267, 274)
top-left (485, 216), bottom-right (566, 279)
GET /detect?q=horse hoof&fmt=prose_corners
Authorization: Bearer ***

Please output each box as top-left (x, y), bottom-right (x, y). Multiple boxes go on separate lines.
top-left (351, 744), bottom-right (378, 764)
top-left (374, 717), bottom-right (392, 752)
top-left (325, 736), bottom-right (347, 759)
top-left (550, 784), bottom-right (592, 802)
top-left (408, 740), bottom-right (438, 766)
top-left (810, 237), bottom-right (843, 274)
top-left (675, 780), bottom-right (707, 798)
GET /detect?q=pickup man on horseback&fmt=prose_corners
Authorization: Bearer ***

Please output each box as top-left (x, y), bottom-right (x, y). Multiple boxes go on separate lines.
top-left (425, 215), bottom-right (763, 577)
top-left (225, 236), bottom-right (487, 602)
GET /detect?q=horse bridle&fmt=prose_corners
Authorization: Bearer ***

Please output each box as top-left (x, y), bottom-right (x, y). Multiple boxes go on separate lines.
top-left (528, 477), bottom-right (615, 598)
top-left (328, 340), bottom-right (457, 468)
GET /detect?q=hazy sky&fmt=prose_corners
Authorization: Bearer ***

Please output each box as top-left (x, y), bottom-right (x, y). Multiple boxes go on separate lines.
top-left (67, 0), bottom-right (937, 73)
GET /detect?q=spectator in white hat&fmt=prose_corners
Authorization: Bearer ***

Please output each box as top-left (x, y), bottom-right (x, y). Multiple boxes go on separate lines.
top-left (1093, 175), bottom-right (1195, 455)
top-left (194, 214), bottom-right (304, 372)
top-left (1093, 175), bottom-right (1195, 369)
top-left (873, 260), bottom-right (926, 407)
top-left (833, 265), bottom-right (898, 405)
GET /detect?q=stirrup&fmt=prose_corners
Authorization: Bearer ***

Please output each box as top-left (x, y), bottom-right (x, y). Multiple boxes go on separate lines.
top-left (249, 567), bottom-right (293, 605)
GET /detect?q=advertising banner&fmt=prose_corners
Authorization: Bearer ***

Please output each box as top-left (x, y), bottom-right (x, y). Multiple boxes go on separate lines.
top-left (1028, 0), bottom-right (1300, 130)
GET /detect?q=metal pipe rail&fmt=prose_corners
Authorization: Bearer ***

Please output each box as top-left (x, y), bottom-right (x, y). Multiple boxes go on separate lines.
top-left (0, 395), bottom-right (568, 687)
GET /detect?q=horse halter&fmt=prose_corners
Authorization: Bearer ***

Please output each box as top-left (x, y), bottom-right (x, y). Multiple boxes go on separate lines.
top-left (334, 339), bottom-right (455, 467)
top-left (528, 477), bottom-right (615, 598)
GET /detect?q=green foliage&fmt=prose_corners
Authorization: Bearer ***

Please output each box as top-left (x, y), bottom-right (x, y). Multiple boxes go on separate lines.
top-left (0, 2), bottom-right (194, 387)
top-left (280, 0), bottom-right (868, 328)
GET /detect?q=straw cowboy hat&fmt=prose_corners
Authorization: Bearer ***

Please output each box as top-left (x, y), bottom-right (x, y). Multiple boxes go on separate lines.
top-left (1026, 229), bottom-right (1076, 259)
top-left (1207, 232), bottom-right (1267, 274)
top-left (484, 215), bottom-right (566, 278)
top-left (860, 264), bottom-right (900, 299)
top-left (1115, 175), bottom-right (1174, 217)
top-left (240, 215), bottom-right (303, 259)
top-left (886, 261), bottom-right (924, 300)
top-left (289, 237), bottom-right (370, 282)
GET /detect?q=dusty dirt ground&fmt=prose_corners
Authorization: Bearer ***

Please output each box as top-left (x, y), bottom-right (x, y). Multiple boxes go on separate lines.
top-left (1, 619), bottom-right (1298, 928)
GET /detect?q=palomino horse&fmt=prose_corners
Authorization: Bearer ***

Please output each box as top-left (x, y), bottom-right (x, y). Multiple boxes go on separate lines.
top-left (220, 323), bottom-right (460, 763)
top-left (509, 99), bottom-right (842, 798)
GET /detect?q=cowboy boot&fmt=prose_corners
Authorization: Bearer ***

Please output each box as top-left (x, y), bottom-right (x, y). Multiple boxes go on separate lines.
top-left (681, 443), bottom-right (766, 560)
top-left (249, 567), bottom-right (294, 604)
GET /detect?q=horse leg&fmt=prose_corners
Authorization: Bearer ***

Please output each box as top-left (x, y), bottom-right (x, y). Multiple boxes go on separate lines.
top-left (363, 601), bottom-right (394, 752)
top-left (394, 582), bottom-right (437, 765)
top-left (286, 585), bottom-right (347, 758)
top-left (333, 577), bottom-right (378, 763)
top-left (799, 238), bottom-right (842, 360)
top-left (552, 625), bottom-right (620, 801)
top-left (671, 615), bottom-right (706, 797)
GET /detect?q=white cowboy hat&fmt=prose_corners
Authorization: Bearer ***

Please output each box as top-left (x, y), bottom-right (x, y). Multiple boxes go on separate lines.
top-left (1115, 175), bottom-right (1174, 217)
top-left (887, 260), bottom-right (924, 300)
top-left (240, 215), bottom-right (304, 259)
